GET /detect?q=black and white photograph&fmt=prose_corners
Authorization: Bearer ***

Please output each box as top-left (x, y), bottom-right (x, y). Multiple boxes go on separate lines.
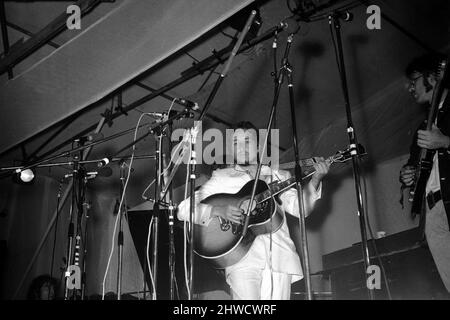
top-left (0, 0), bottom-right (449, 307)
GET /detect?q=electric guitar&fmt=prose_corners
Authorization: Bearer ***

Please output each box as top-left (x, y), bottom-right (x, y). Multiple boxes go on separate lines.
top-left (193, 145), bottom-right (365, 268)
top-left (409, 57), bottom-right (449, 216)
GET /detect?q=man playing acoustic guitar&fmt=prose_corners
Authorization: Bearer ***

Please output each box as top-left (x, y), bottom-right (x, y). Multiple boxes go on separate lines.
top-left (400, 53), bottom-right (450, 292)
top-left (177, 121), bottom-right (329, 300)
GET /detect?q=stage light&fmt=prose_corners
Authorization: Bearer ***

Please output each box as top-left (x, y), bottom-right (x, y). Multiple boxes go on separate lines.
top-left (12, 168), bottom-right (35, 184)
top-left (19, 169), bottom-right (35, 182)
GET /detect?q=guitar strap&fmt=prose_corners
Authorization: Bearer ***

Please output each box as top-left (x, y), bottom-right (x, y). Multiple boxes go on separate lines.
top-left (437, 89), bottom-right (450, 127)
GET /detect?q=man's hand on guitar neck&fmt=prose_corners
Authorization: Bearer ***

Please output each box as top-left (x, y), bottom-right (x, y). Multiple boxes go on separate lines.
top-left (310, 157), bottom-right (331, 190)
top-left (417, 124), bottom-right (450, 150)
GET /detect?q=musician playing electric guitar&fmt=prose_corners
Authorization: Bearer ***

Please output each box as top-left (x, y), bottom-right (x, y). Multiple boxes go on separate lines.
top-left (177, 121), bottom-right (330, 300)
top-left (400, 53), bottom-right (450, 292)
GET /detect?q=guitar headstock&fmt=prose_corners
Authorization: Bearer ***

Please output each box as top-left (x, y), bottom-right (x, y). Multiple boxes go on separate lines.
top-left (436, 58), bottom-right (448, 82)
top-left (331, 144), bottom-right (367, 163)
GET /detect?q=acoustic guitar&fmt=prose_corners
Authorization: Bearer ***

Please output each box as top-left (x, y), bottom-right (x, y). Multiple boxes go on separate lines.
top-left (193, 145), bottom-right (365, 268)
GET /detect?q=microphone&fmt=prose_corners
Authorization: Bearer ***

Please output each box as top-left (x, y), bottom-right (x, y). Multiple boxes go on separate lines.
top-left (177, 98), bottom-right (199, 111)
top-left (64, 167), bottom-right (113, 179)
top-left (89, 167), bottom-right (113, 177)
top-left (331, 10), bottom-right (353, 22)
top-left (85, 167), bottom-right (113, 179)
top-left (97, 156), bottom-right (111, 168)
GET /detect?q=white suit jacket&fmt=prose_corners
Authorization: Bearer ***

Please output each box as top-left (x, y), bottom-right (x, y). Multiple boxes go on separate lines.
top-left (177, 165), bottom-right (321, 280)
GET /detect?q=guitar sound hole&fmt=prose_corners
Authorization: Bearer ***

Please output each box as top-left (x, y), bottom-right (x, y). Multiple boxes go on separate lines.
top-left (218, 217), bottom-right (231, 231)
top-left (221, 222), bottom-right (231, 231)
top-left (239, 199), bottom-right (257, 216)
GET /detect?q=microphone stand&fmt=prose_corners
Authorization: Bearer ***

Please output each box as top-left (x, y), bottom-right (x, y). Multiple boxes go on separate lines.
top-left (187, 125), bottom-right (198, 300)
top-left (285, 34), bottom-right (314, 301)
top-left (60, 144), bottom-right (95, 300)
top-left (239, 28), bottom-right (313, 300)
top-left (328, 11), bottom-right (374, 300)
top-left (75, 167), bottom-right (88, 300)
top-left (116, 160), bottom-right (127, 300)
top-left (63, 149), bottom-right (78, 300)
top-left (165, 121), bottom-right (176, 300)
top-left (10, 117), bottom-right (106, 300)
top-left (184, 10), bottom-right (257, 300)
top-left (156, 127), bottom-right (182, 301)
top-left (168, 200), bottom-right (176, 300)
top-left (81, 196), bottom-right (90, 300)
top-left (63, 146), bottom-right (85, 300)
top-left (49, 180), bottom-right (63, 286)
top-left (150, 126), bottom-right (164, 299)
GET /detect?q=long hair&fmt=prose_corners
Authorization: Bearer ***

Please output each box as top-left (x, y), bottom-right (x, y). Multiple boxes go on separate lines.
top-left (27, 275), bottom-right (58, 300)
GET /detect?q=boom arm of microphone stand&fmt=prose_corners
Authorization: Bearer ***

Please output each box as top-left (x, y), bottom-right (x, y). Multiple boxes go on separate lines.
top-left (98, 108), bottom-right (194, 168)
top-left (174, 11), bottom-right (260, 212)
top-left (6, 124), bottom-right (148, 177)
top-left (182, 10), bottom-right (260, 229)
top-left (0, 155), bottom-right (157, 173)
top-left (8, 109), bottom-right (192, 176)
top-left (198, 10), bottom-right (257, 121)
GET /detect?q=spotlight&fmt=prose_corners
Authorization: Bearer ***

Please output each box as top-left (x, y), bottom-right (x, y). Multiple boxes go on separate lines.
top-left (20, 169), bottom-right (35, 182)
top-left (13, 168), bottom-right (35, 184)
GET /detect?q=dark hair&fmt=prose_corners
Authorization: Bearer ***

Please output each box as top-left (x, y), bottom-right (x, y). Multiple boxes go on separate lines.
top-left (232, 121), bottom-right (258, 131)
top-left (27, 275), bottom-right (58, 300)
top-left (212, 121), bottom-right (260, 169)
top-left (232, 120), bottom-right (260, 146)
top-left (405, 53), bottom-right (447, 79)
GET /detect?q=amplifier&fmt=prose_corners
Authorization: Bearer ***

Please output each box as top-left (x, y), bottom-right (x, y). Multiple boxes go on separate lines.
top-left (320, 228), bottom-right (450, 299)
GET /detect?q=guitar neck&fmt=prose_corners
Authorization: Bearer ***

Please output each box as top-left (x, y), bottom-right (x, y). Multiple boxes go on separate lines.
top-left (280, 155), bottom-right (332, 171)
top-left (426, 90), bottom-right (441, 130)
top-left (268, 176), bottom-right (298, 196)
top-left (420, 86), bottom-right (448, 160)
top-left (260, 156), bottom-right (335, 200)
top-left (425, 58), bottom-right (449, 130)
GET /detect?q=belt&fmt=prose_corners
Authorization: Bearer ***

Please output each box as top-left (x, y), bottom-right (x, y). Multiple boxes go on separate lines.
top-left (426, 190), bottom-right (442, 210)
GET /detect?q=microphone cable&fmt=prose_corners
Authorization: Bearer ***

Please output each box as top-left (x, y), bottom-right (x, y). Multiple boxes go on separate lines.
top-left (101, 112), bottom-right (151, 300)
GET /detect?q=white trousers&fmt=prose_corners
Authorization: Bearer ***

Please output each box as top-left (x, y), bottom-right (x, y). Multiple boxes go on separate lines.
top-left (225, 263), bottom-right (292, 300)
top-left (425, 200), bottom-right (450, 292)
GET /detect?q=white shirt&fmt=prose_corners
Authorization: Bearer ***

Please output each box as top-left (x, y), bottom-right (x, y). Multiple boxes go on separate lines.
top-left (426, 153), bottom-right (440, 194)
top-left (177, 165), bottom-right (322, 280)
top-left (425, 95), bottom-right (447, 195)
